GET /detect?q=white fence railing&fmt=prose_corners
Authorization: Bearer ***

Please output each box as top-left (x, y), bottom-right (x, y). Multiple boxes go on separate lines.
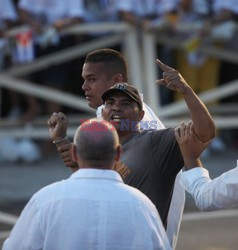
top-left (0, 22), bottom-right (237, 139)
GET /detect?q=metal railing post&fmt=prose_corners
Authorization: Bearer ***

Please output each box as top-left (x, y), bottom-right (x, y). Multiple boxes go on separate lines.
top-left (123, 27), bottom-right (143, 93)
top-left (141, 31), bottom-right (160, 112)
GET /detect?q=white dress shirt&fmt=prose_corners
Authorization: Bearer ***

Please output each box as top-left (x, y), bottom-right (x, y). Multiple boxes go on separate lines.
top-left (3, 169), bottom-right (171, 250)
top-left (213, 0), bottom-right (238, 14)
top-left (115, 0), bottom-right (177, 17)
top-left (0, 0), bottom-right (18, 20)
top-left (180, 162), bottom-right (238, 211)
top-left (80, 0), bottom-right (118, 23)
top-left (19, 0), bottom-right (85, 24)
top-left (0, 0), bottom-right (18, 50)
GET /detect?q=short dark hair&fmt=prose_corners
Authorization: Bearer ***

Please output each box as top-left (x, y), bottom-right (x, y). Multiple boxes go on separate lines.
top-left (85, 48), bottom-right (128, 82)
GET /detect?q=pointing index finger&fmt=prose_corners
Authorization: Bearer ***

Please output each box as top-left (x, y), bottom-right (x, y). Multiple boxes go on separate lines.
top-left (156, 59), bottom-right (174, 71)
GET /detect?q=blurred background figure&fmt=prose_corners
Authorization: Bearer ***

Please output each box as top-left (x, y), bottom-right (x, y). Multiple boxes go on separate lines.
top-left (68, 0), bottom-right (121, 90)
top-left (167, 0), bottom-right (238, 155)
top-left (0, 0), bottom-right (237, 161)
top-left (16, 0), bottom-right (85, 122)
top-left (81, 0), bottom-right (118, 24)
top-left (115, 0), bottom-right (177, 30)
top-left (115, 0), bottom-right (179, 106)
top-left (210, 0), bottom-right (238, 149)
top-left (0, 0), bottom-right (41, 164)
top-left (0, 0), bottom-right (21, 121)
top-left (173, 0), bottom-right (220, 99)
top-left (0, 0), bottom-right (18, 70)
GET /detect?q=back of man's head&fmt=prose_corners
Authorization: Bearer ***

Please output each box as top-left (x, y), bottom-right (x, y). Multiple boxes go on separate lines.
top-left (73, 119), bottom-right (120, 169)
top-left (85, 48), bottom-right (128, 82)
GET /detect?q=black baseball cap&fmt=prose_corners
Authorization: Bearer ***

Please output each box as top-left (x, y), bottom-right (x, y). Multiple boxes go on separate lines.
top-left (102, 83), bottom-right (143, 110)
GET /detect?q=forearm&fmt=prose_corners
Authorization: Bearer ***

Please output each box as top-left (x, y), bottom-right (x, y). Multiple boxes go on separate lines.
top-left (181, 167), bottom-right (238, 211)
top-left (183, 157), bottom-right (203, 170)
top-left (180, 167), bottom-right (213, 210)
top-left (192, 176), bottom-right (237, 211)
top-left (55, 138), bottom-right (79, 172)
top-left (182, 86), bottom-right (215, 142)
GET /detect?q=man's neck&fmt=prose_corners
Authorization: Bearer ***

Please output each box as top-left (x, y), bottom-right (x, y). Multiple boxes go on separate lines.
top-left (118, 130), bottom-right (140, 144)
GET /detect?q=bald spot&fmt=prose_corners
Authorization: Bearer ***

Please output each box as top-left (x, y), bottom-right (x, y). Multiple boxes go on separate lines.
top-left (74, 120), bottom-right (119, 164)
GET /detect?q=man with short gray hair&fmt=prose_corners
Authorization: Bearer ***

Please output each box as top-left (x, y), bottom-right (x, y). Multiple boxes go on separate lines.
top-left (3, 119), bottom-right (171, 250)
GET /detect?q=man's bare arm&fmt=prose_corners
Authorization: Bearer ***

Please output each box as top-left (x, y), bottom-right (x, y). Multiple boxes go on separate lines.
top-left (156, 59), bottom-right (215, 143)
top-left (175, 122), bottom-right (209, 170)
top-left (48, 112), bottom-right (78, 172)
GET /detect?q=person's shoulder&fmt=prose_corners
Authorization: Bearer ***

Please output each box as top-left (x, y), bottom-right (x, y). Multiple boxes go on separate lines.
top-left (136, 128), bottom-right (171, 138)
top-left (32, 179), bottom-right (67, 203)
top-left (122, 183), bottom-right (158, 209)
top-left (23, 180), bottom-right (65, 212)
top-left (147, 128), bottom-right (176, 146)
top-left (143, 127), bottom-right (174, 136)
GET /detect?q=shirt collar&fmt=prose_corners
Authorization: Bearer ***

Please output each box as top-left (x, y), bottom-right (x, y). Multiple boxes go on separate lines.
top-left (96, 105), bottom-right (103, 118)
top-left (70, 168), bottom-right (123, 183)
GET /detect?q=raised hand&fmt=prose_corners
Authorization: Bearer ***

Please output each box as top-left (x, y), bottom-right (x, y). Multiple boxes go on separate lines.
top-left (48, 112), bottom-right (78, 170)
top-left (156, 59), bottom-right (190, 94)
top-left (47, 112), bottom-right (68, 142)
top-left (175, 121), bottom-right (210, 160)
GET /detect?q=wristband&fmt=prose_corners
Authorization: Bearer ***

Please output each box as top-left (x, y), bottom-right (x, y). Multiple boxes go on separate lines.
top-left (53, 136), bottom-right (68, 144)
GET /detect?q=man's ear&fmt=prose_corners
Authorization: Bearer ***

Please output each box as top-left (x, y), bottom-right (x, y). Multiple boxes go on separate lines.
top-left (139, 110), bottom-right (145, 121)
top-left (71, 144), bottom-right (78, 163)
top-left (113, 73), bottom-right (123, 83)
top-left (115, 145), bottom-right (122, 162)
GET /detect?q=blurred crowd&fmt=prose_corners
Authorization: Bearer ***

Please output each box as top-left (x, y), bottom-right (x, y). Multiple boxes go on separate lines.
top-left (0, 0), bottom-right (238, 163)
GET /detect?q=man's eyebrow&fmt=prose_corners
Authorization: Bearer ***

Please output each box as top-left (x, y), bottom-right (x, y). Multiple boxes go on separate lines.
top-left (82, 73), bottom-right (96, 78)
top-left (121, 98), bottom-right (133, 102)
top-left (85, 74), bottom-right (96, 77)
top-left (106, 97), bottom-right (132, 101)
top-left (106, 97), bottom-right (115, 101)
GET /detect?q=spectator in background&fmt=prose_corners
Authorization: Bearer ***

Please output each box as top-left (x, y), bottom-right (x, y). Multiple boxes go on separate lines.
top-left (0, 0), bottom-right (22, 120)
top-left (174, 0), bottom-right (220, 98)
top-left (81, 0), bottom-right (118, 24)
top-left (0, 0), bottom-right (18, 69)
top-left (0, 0), bottom-right (19, 163)
top-left (210, 0), bottom-right (238, 148)
top-left (191, 0), bottom-right (238, 151)
top-left (67, 0), bottom-right (121, 91)
top-left (3, 119), bottom-right (171, 250)
top-left (115, 0), bottom-right (177, 29)
top-left (17, 0), bottom-right (85, 122)
top-left (115, 0), bottom-right (178, 106)
top-left (0, 0), bottom-right (41, 164)
top-left (172, 0), bottom-right (227, 155)
top-left (211, 0), bottom-right (238, 88)
top-left (78, 0), bottom-right (124, 57)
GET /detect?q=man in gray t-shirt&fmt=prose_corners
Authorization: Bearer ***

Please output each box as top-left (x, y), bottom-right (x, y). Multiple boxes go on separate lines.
top-left (48, 59), bottom-right (215, 234)
top-left (101, 58), bottom-right (215, 227)
top-left (117, 128), bottom-right (183, 226)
